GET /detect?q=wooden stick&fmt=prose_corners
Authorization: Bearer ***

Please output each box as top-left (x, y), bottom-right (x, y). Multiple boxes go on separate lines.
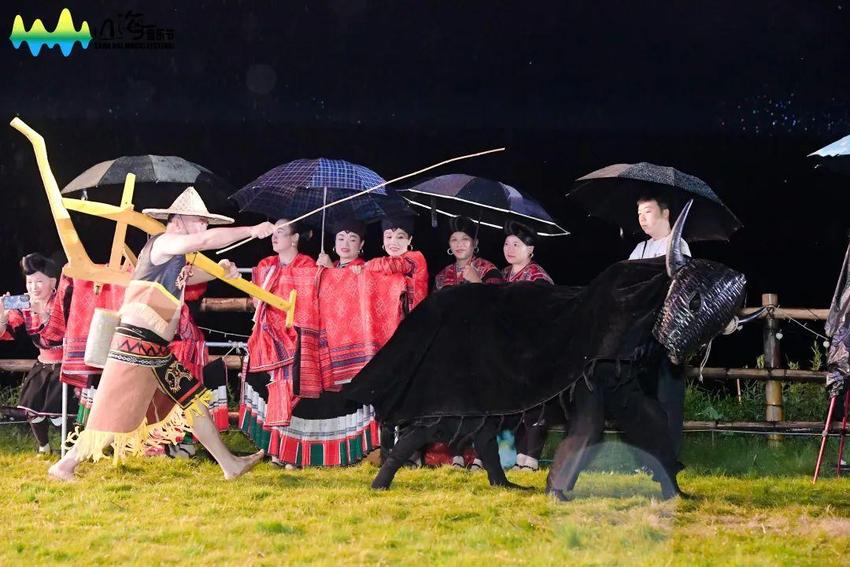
top-left (813, 396), bottom-right (837, 483)
top-left (216, 147), bottom-right (506, 255)
top-left (682, 367), bottom-right (825, 383)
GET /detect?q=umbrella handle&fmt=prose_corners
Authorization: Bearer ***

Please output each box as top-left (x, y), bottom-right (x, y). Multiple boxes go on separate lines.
top-left (320, 187), bottom-right (327, 254)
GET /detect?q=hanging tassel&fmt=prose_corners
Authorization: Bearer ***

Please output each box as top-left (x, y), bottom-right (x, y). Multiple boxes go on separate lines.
top-left (698, 339), bottom-right (713, 382)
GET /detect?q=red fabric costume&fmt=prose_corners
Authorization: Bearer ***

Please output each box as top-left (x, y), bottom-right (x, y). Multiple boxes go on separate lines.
top-left (434, 257), bottom-right (503, 290)
top-left (317, 268), bottom-right (407, 389)
top-left (60, 278), bottom-right (126, 388)
top-left (1, 274), bottom-right (71, 362)
top-left (247, 254), bottom-right (317, 427)
top-left (364, 250), bottom-right (429, 312)
top-left (501, 261), bottom-right (554, 284)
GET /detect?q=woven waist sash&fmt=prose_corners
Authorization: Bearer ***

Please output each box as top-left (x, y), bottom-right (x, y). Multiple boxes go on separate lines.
top-left (107, 324), bottom-right (171, 367)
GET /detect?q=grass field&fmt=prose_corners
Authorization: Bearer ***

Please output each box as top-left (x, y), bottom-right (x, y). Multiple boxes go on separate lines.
top-left (1, 426), bottom-right (848, 566)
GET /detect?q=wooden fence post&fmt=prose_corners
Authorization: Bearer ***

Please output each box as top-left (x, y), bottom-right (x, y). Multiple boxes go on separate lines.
top-left (762, 293), bottom-right (784, 443)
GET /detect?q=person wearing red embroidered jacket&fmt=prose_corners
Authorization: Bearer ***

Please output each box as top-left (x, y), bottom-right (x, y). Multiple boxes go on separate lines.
top-left (428, 216), bottom-right (503, 470)
top-left (248, 219), bottom-right (316, 375)
top-left (316, 218), bottom-right (367, 270)
top-left (353, 216), bottom-right (428, 314)
top-left (501, 220), bottom-right (554, 472)
top-left (352, 215), bottom-right (428, 466)
top-left (268, 219), bottom-right (380, 469)
top-left (501, 220), bottom-right (555, 285)
top-left (243, 219), bottom-right (315, 461)
top-left (0, 253), bottom-right (75, 455)
top-left (434, 216), bottom-right (503, 290)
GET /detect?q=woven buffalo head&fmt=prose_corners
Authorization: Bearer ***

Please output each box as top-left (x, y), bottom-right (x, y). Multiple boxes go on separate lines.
top-left (652, 200), bottom-right (746, 364)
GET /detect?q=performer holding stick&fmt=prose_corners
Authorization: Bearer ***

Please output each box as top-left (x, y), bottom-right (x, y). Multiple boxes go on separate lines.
top-left (49, 187), bottom-right (274, 481)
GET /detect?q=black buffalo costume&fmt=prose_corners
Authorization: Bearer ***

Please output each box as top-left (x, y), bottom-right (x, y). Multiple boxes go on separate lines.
top-left (346, 201), bottom-right (747, 499)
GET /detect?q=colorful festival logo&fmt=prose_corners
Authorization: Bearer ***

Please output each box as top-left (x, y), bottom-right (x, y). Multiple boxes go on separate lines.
top-left (9, 8), bottom-right (92, 57)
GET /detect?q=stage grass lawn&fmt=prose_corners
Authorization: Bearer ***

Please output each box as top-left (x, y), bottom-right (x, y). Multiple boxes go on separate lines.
top-left (0, 427), bottom-right (848, 566)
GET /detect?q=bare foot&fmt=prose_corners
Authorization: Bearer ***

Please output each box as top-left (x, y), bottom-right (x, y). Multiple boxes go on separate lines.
top-left (47, 461), bottom-right (76, 482)
top-left (223, 450), bottom-right (264, 480)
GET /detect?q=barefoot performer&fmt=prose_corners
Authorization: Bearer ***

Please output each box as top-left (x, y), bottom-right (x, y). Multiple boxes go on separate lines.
top-left (49, 187), bottom-right (275, 480)
top-left (9, 117), bottom-right (294, 480)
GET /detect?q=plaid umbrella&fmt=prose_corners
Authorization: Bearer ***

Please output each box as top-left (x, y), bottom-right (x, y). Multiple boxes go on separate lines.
top-left (401, 174), bottom-right (569, 236)
top-left (569, 162), bottom-right (742, 242)
top-left (231, 158), bottom-right (412, 228)
top-left (61, 155), bottom-right (233, 211)
top-left (809, 134), bottom-right (850, 175)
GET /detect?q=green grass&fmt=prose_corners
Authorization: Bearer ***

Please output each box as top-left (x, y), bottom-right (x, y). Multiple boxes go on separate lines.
top-left (1, 426), bottom-right (849, 566)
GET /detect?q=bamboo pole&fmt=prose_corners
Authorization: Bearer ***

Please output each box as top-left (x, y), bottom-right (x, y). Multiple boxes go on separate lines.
top-left (546, 421), bottom-right (840, 435)
top-left (199, 298), bottom-right (254, 312)
top-left (0, 359), bottom-right (826, 382)
top-left (682, 367), bottom-right (826, 383)
top-left (195, 297), bottom-right (831, 320)
top-left (763, 293), bottom-right (784, 443)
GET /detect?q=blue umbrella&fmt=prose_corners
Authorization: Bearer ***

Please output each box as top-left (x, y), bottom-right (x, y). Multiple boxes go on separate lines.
top-left (400, 174), bottom-right (569, 236)
top-left (231, 158), bottom-right (413, 249)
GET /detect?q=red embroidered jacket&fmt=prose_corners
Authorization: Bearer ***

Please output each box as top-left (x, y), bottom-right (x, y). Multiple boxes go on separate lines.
top-left (434, 256), bottom-right (503, 290)
top-left (364, 251), bottom-right (429, 311)
top-left (1, 275), bottom-right (72, 363)
top-left (501, 262), bottom-right (554, 284)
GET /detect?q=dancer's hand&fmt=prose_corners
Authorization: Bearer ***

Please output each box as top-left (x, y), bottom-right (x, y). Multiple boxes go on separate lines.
top-left (250, 222), bottom-right (275, 239)
top-left (462, 264), bottom-right (481, 283)
top-left (218, 259), bottom-right (239, 279)
top-left (316, 253), bottom-right (333, 268)
top-left (350, 265), bottom-right (363, 274)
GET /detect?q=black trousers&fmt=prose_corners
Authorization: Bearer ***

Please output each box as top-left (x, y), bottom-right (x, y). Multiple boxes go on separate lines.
top-left (547, 361), bottom-right (681, 493)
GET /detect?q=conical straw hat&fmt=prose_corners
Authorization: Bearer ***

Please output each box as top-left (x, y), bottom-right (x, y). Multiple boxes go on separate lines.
top-left (142, 186), bottom-right (234, 225)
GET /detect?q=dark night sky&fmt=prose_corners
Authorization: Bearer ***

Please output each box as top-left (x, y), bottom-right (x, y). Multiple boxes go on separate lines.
top-left (2, 1), bottom-right (850, 365)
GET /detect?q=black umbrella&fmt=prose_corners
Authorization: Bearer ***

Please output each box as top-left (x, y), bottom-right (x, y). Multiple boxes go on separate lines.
top-left (401, 174), bottom-right (569, 236)
top-left (809, 135), bottom-right (850, 175)
top-left (568, 162), bottom-right (742, 242)
top-left (61, 155), bottom-right (234, 211)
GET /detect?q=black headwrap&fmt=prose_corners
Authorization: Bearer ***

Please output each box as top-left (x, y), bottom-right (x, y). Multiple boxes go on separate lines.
top-left (448, 216), bottom-right (477, 240)
top-left (331, 219), bottom-right (366, 240)
top-left (20, 253), bottom-right (60, 279)
top-left (504, 220), bottom-right (538, 247)
top-left (381, 215), bottom-right (415, 236)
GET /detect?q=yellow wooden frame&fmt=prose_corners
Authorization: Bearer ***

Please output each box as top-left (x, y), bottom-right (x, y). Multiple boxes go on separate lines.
top-left (10, 117), bottom-right (296, 327)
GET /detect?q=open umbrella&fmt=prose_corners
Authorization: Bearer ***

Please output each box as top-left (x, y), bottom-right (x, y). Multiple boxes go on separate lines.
top-left (230, 158), bottom-right (414, 250)
top-left (568, 162), bottom-right (742, 242)
top-left (400, 174), bottom-right (569, 236)
top-left (61, 155), bottom-right (233, 211)
top-left (809, 134), bottom-right (850, 175)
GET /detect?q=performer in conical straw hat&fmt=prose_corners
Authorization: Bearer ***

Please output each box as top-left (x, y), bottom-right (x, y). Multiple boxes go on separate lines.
top-left (50, 187), bottom-right (276, 481)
